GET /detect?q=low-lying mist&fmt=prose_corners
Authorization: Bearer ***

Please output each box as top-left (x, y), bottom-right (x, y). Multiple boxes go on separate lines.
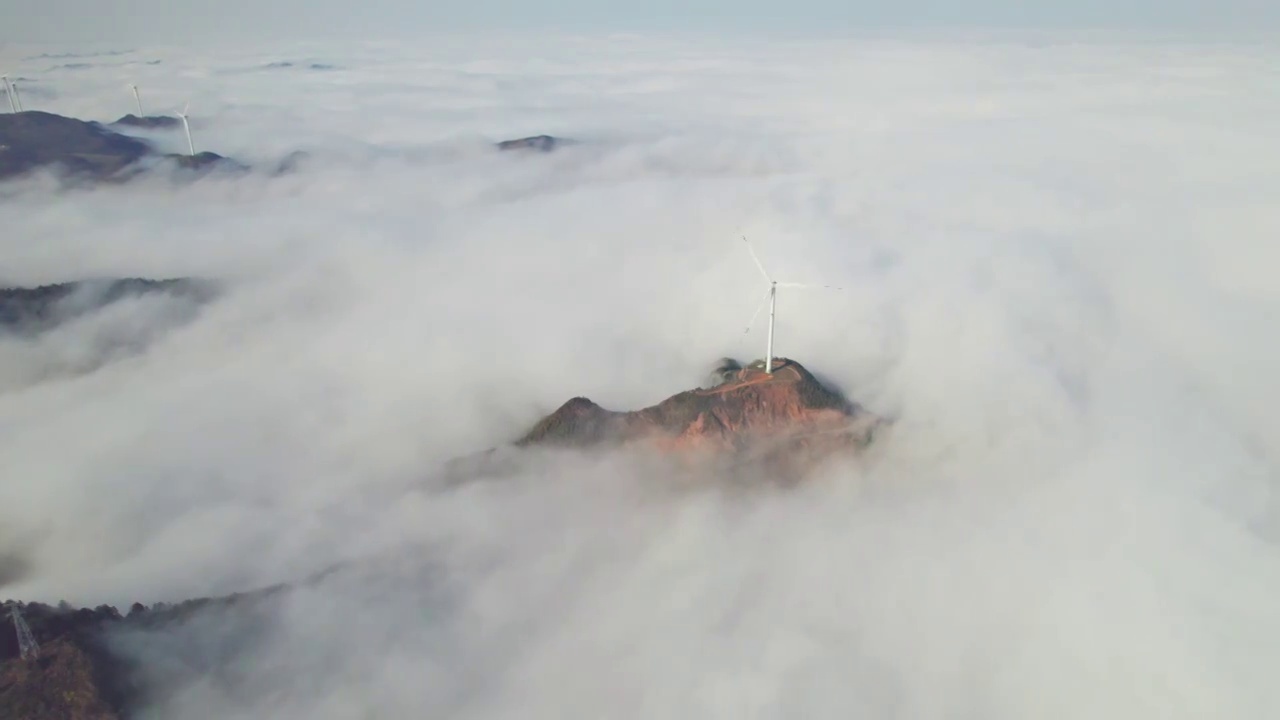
top-left (2, 32), bottom-right (1279, 718)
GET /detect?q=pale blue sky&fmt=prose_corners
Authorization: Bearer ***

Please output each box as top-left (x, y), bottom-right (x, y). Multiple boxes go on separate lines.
top-left (2, 0), bottom-right (1277, 44)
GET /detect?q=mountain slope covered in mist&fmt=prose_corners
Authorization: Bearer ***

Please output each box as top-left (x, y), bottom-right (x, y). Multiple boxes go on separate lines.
top-left (1, 359), bottom-right (882, 716)
top-left (0, 111), bottom-right (239, 182)
top-left (0, 278), bottom-right (219, 393)
top-left (0, 109), bottom-right (571, 185)
top-left (0, 278), bottom-right (214, 335)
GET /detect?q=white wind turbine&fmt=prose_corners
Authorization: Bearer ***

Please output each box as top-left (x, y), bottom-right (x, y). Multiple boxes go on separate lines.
top-left (741, 235), bottom-right (842, 375)
top-left (1, 75), bottom-right (16, 113)
top-left (174, 102), bottom-right (195, 156)
top-left (10, 81), bottom-right (22, 112)
top-left (131, 84), bottom-right (143, 116)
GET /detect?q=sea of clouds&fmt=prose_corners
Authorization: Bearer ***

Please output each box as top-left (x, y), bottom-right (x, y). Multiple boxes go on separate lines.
top-left (1, 31), bottom-right (1279, 718)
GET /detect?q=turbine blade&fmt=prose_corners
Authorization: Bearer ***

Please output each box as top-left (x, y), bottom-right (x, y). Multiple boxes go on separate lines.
top-left (744, 286), bottom-right (771, 333)
top-left (777, 282), bottom-right (843, 290)
top-left (742, 236), bottom-right (771, 282)
top-left (182, 101), bottom-right (189, 115)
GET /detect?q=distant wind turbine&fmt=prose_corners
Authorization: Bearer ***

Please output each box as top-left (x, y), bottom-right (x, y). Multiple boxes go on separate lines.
top-left (131, 84), bottom-right (143, 116)
top-left (1, 75), bottom-right (16, 114)
top-left (10, 82), bottom-right (22, 112)
top-left (741, 236), bottom-right (842, 375)
top-left (175, 102), bottom-right (195, 156)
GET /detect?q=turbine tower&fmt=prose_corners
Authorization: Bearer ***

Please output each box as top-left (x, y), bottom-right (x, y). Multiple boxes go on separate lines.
top-left (131, 84), bottom-right (144, 116)
top-left (7, 605), bottom-right (39, 660)
top-left (741, 236), bottom-right (842, 374)
top-left (175, 102), bottom-right (195, 156)
top-left (12, 82), bottom-right (23, 112)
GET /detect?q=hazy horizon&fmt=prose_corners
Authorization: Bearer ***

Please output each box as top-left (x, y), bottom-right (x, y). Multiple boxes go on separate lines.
top-left (2, 0), bottom-right (1280, 46)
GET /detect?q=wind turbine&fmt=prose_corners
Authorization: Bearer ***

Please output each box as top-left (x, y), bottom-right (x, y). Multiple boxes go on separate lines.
top-left (174, 102), bottom-right (195, 156)
top-left (11, 82), bottom-right (22, 112)
top-left (741, 235), bottom-right (842, 375)
top-left (131, 84), bottom-right (143, 116)
top-left (1, 75), bottom-right (16, 114)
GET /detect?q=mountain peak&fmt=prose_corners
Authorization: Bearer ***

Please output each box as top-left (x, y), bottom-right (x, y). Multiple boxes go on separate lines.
top-left (515, 357), bottom-right (883, 480)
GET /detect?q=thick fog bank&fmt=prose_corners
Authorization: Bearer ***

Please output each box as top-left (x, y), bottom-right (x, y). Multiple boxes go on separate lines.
top-left (1, 34), bottom-right (1278, 719)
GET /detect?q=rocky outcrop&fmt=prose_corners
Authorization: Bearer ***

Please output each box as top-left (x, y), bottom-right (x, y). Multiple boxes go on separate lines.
top-left (272, 150), bottom-right (310, 175)
top-left (165, 151), bottom-right (246, 174)
top-left (496, 135), bottom-right (565, 152)
top-left (514, 358), bottom-right (883, 481)
top-left (109, 114), bottom-right (181, 130)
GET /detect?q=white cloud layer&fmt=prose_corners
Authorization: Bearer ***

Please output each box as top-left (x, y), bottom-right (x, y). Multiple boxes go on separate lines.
top-left (2, 33), bottom-right (1279, 718)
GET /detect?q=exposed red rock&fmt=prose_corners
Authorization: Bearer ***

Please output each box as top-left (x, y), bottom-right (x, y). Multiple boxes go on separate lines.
top-left (516, 358), bottom-right (883, 480)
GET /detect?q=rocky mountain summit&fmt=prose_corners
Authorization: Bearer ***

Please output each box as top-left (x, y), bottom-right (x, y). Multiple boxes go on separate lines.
top-left (453, 356), bottom-right (885, 484)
